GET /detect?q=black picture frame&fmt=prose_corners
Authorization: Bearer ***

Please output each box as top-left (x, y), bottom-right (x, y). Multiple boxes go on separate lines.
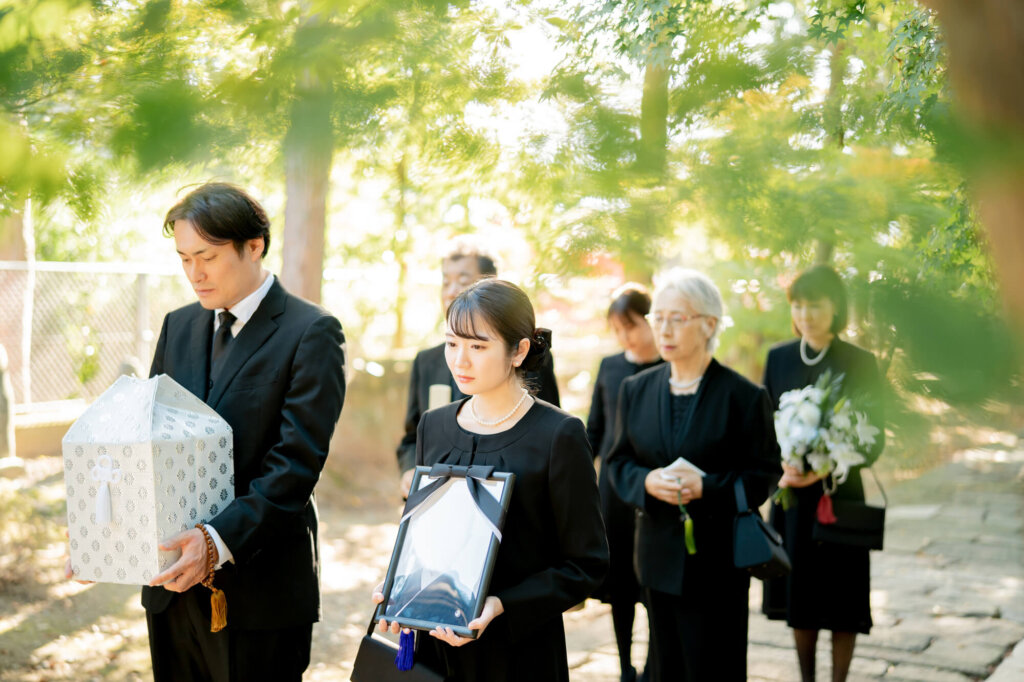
top-left (375, 465), bottom-right (515, 638)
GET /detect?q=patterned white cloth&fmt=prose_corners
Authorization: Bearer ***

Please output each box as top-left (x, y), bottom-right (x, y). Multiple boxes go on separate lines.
top-left (63, 374), bottom-right (234, 584)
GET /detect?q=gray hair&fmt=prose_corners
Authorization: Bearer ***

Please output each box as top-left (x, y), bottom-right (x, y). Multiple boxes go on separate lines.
top-left (652, 268), bottom-right (725, 352)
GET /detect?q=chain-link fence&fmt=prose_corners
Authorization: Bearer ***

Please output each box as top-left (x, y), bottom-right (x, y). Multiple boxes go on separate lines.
top-left (1, 260), bottom-right (620, 412)
top-left (0, 262), bottom-right (192, 405)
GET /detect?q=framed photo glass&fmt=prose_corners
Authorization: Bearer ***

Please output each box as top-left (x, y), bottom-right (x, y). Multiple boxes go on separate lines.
top-left (376, 464), bottom-right (515, 638)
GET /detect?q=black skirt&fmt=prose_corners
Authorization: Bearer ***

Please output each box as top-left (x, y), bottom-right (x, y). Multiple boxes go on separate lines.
top-left (762, 482), bottom-right (872, 633)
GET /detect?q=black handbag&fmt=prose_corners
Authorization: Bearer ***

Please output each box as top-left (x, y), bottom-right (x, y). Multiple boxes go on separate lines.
top-left (350, 617), bottom-right (446, 682)
top-left (812, 467), bottom-right (887, 550)
top-left (733, 479), bottom-right (792, 580)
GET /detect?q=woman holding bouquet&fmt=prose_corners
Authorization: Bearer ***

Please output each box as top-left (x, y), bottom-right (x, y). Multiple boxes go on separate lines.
top-left (373, 279), bottom-right (609, 681)
top-left (606, 268), bottom-right (780, 682)
top-left (762, 265), bottom-right (886, 682)
top-left (586, 283), bottom-right (662, 682)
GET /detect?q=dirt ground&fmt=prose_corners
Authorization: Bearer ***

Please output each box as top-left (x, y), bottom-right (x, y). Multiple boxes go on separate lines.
top-left (1, 451), bottom-right (628, 682)
top-left (0, 452), bottom-right (410, 681)
top-left (2, 416), bottom-right (1017, 681)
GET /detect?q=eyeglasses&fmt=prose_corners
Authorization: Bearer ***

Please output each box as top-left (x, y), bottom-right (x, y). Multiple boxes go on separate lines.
top-left (644, 312), bottom-right (707, 329)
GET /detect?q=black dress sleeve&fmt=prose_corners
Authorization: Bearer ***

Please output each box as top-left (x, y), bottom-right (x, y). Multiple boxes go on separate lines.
top-left (149, 314), bottom-right (169, 378)
top-left (762, 347), bottom-right (777, 407)
top-left (605, 377), bottom-right (654, 512)
top-left (851, 348), bottom-right (886, 466)
top-left (585, 359), bottom-right (607, 459)
top-left (494, 416), bottom-right (608, 639)
top-left (699, 386), bottom-right (781, 514)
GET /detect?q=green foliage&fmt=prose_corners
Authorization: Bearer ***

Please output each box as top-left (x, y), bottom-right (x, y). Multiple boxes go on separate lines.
top-left (1, 0), bottom-right (1015, 449)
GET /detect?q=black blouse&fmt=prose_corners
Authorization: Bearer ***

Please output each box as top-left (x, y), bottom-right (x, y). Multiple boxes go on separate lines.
top-left (398, 343), bottom-right (561, 472)
top-left (586, 352), bottom-right (664, 461)
top-left (762, 337), bottom-right (886, 499)
top-left (413, 398), bottom-right (609, 680)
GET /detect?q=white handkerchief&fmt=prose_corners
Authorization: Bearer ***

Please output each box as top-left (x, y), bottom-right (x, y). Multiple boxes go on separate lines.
top-left (659, 456), bottom-right (707, 479)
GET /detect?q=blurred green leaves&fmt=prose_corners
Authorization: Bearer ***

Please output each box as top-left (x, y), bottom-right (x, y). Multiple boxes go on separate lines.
top-left (0, 0), bottom-right (1017, 429)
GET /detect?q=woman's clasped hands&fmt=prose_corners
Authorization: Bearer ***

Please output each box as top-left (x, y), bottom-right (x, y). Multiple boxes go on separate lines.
top-left (644, 468), bottom-right (703, 505)
top-left (370, 585), bottom-right (504, 648)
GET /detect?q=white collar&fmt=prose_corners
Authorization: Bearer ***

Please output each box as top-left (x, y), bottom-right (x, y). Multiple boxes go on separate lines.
top-left (215, 272), bottom-right (275, 333)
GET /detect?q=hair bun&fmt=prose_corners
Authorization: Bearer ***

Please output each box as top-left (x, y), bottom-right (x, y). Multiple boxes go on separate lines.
top-left (522, 328), bottom-right (552, 372)
top-left (531, 328), bottom-right (552, 352)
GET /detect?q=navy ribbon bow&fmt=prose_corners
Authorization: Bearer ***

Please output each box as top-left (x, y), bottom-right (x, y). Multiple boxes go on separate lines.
top-left (401, 464), bottom-right (506, 540)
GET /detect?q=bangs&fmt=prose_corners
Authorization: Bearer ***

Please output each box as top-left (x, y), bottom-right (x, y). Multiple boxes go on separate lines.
top-left (608, 310), bottom-right (640, 328)
top-left (787, 268), bottom-right (843, 305)
top-left (446, 296), bottom-right (490, 341)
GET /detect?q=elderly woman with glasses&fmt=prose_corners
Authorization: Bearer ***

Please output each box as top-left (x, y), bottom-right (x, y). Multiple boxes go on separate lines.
top-left (606, 268), bottom-right (781, 682)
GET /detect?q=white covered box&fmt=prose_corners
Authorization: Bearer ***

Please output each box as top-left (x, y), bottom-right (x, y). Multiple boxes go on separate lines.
top-left (63, 374), bottom-right (234, 584)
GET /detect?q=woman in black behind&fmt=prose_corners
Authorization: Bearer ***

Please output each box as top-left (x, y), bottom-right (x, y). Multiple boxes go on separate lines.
top-left (761, 265), bottom-right (885, 682)
top-left (606, 268), bottom-right (780, 682)
top-left (374, 279), bottom-right (608, 682)
top-left (586, 283), bottom-right (662, 682)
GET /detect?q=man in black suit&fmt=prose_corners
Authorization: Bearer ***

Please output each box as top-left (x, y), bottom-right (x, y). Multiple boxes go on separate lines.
top-left (143, 183), bottom-right (346, 681)
top-left (396, 240), bottom-right (560, 496)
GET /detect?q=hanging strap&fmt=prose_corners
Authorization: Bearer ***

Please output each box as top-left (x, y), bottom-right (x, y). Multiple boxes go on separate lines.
top-left (365, 615), bottom-right (378, 637)
top-left (863, 465), bottom-right (888, 507)
top-left (733, 478), bottom-right (749, 512)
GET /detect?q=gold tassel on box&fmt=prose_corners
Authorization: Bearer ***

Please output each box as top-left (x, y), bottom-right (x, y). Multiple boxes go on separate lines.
top-left (195, 524), bottom-right (228, 632)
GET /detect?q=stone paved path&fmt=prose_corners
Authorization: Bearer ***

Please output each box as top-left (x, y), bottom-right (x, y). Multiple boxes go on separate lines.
top-left (559, 447), bottom-right (1024, 681)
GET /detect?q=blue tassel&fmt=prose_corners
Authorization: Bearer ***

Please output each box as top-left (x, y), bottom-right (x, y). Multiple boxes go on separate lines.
top-left (395, 629), bottom-right (415, 671)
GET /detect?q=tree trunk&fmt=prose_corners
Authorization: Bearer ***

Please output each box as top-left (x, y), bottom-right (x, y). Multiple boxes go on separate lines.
top-left (280, 63), bottom-right (333, 304)
top-left (390, 156), bottom-right (409, 351)
top-left (620, 56), bottom-right (671, 282)
top-left (815, 42), bottom-right (848, 265)
top-left (638, 62), bottom-right (669, 179)
top-left (0, 202), bottom-right (34, 404)
top-left (919, 0), bottom-right (1024, 332)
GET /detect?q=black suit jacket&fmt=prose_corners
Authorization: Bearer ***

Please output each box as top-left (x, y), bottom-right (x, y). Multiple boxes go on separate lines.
top-left (142, 279), bottom-right (346, 629)
top-left (605, 360), bottom-right (780, 596)
top-left (396, 342), bottom-right (561, 472)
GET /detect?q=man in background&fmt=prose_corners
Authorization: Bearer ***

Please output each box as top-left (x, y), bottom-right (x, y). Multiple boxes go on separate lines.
top-left (396, 238), bottom-right (560, 496)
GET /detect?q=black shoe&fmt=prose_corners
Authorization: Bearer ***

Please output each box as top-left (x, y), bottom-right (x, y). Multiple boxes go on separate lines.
top-left (620, 666), bottom-right (638, 682)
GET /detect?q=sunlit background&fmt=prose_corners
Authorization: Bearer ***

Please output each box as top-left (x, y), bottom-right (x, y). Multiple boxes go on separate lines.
top-left (1, 0), bottom-right (1022, 492)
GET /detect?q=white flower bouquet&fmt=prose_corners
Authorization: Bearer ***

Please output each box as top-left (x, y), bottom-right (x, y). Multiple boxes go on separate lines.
top-left (773, 370), bottom-right (879, 511)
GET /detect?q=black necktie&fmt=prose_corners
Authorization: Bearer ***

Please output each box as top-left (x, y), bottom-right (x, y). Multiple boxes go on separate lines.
top-left (211, 311), bottom-right (236, 375)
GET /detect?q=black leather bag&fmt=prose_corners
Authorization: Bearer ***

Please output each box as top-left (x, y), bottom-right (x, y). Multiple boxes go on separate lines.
top-left (350, 618), bottom-right (446, 682)
top-left (733, 479), bottom-right (791, 580)
top-left (811, 467), bottom-right (887, 550)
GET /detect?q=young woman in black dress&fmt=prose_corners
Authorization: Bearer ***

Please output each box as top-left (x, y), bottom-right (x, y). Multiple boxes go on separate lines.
top-left (761, 265), bottom-right (886, 682)
top-left (586, 283), bottom-right (662, 682)
top-left (373, 279), bottom-right (609, 682)
top-left (605, 268), bottom-right (780, 682)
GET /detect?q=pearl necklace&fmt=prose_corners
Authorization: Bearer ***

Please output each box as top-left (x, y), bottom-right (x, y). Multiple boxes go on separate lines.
top-left (800, 337), bottom-right (830, 366)
top-left (469, 389), bottom-right (529, 427)
top-left (668, 375), bottom-right (702, 391)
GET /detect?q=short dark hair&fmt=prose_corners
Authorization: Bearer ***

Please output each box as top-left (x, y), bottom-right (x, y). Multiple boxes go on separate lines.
top-left (608, 283), bottom-right (652, 327)
top-left (788, 265), bottom-right (848, 333)
top-left (163, 182), bottom-right (271, 259)
top-left (443, 237), bottom-right (497, 277)
top-left (447, 279), bottom-right (551, 386)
